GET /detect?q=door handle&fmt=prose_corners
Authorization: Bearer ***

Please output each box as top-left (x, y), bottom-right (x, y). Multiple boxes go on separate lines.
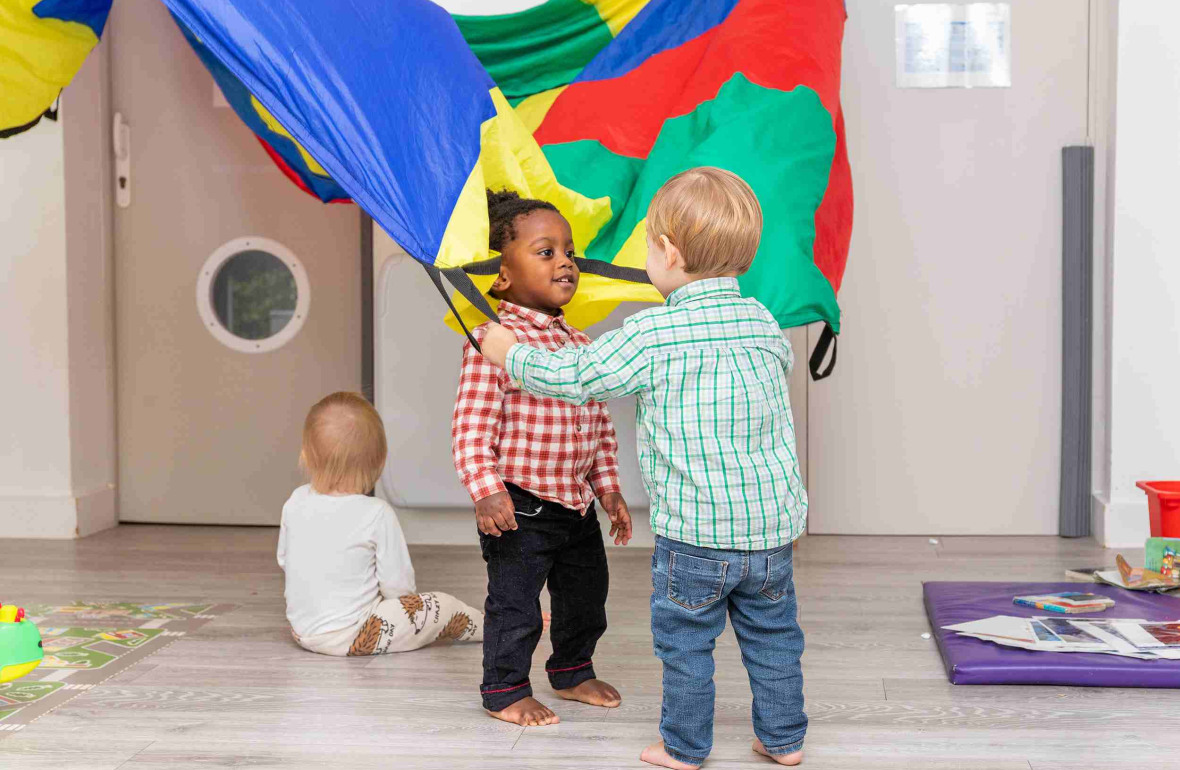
top-left (113, 112), bottom-right (131, 208)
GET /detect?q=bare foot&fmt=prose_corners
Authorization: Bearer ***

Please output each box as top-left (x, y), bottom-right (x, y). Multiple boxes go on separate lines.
top-left (554, 678), bottom-right (621, 707)
top-left (487, 697), bottom-right (560, 727)
top-left (753, 739), bottom-right (803, 766)
top-left (640, 741), bottom-right (700, 770)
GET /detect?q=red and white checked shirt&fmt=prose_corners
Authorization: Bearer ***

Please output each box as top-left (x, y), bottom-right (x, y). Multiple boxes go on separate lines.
top-left (451, 302), bottom-right (621, 511)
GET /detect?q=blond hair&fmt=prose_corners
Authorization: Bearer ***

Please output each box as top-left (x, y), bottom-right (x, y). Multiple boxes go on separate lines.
top-left (646, 167), bottom-right (763, 276)
top-left (299, 392), bottom-right (387, 495)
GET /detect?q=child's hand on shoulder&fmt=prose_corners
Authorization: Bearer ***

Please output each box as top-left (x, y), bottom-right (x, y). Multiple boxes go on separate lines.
top-left (600, 492), bottom-right (632, 546)
top-left (475, 491), bottom-right (517, 536)
top-left (480, 323), bottom-right (517, 368)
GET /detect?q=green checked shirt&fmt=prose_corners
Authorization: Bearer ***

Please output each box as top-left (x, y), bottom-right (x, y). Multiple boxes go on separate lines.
top-left (506, 277), bottom-right (806, 551)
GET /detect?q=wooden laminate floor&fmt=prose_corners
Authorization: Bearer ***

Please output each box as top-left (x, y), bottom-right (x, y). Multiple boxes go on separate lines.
top-left (0, 526), bottom-right (1172, 769)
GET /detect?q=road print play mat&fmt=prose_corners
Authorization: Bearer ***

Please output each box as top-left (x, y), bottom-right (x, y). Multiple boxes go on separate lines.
top-left (0, 601), bottom-right (234, 735)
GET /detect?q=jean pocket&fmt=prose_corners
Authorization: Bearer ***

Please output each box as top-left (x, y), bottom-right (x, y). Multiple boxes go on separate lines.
top-left (507, 491), bottom-right (542, 517)
top-left (668, 551), bottom-right (728, 610)
top-left (759, 546), bottom-right (794, 602)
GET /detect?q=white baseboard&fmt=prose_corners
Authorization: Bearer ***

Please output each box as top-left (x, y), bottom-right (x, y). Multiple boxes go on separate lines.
top-left (1091, 492), bottom-right (1149, 548)
top-left (0, 486), bottom-right (118, 539)
top-left (0, 493), bottom-right (84, 538)
top-left (76, 486), bottom-right (117, 538)
top-left (396, 507), bottom-right (655, 548)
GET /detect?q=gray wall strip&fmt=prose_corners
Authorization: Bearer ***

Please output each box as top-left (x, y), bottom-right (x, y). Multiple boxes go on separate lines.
top-left (1060, 146), bottom-right (1094, 537)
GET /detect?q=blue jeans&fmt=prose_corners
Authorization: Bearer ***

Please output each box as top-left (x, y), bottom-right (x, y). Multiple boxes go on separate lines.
top-left (651, 535), bottom-right (806, 765)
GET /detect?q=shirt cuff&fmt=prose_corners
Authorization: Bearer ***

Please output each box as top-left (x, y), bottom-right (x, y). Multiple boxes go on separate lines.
top-left (589, 472), bottom-right (622, 500)
top-left (465, 469), bottom-right (508, 504)
top-left (505, 343), bottom-right (535, 384)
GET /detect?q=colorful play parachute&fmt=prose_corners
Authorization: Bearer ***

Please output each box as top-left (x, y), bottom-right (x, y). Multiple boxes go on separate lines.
top-left (0, 0), bottom-right (112, 137)
top-left (5, 0), bottom-right (851, 370)
top-left (448, 0), bottom-right (852, 341)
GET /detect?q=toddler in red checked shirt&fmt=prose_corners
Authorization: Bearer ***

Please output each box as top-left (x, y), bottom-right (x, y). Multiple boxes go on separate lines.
top-left (452, 189), bottom-right (633, 728)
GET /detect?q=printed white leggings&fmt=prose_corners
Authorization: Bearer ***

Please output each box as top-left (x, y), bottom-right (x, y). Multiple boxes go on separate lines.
top-left (295, 592), bottom-right (483, 657)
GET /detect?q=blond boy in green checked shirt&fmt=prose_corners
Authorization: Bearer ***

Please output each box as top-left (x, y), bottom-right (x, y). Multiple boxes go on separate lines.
top-left (482, 168), bottom-right (807, 769)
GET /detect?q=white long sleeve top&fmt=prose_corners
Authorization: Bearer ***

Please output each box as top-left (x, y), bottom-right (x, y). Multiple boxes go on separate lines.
top-left (277, 484), bottom-right (416, 637)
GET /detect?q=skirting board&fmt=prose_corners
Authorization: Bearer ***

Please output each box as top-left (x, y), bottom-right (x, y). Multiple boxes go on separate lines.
top-left (396, 507), bottom-right (655, 547)
top-left (1091, 491), bottom-right (1149, 548)
top-left (0, 486), bottom-right (116, 539)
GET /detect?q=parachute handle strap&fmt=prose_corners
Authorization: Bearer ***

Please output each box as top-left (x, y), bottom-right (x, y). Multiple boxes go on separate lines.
top-left (460, 256), bottom-right (651, 285)
top-left (808, 322), bottom-right (837, 380)
top-left (434, 255), bottom-right (831, 379)
top-left (0, 93), bottom-right (60, 140)
top-left (421, 263), bottom-right (499, 352)
top-left (424, 256), bottom-right (652, 351)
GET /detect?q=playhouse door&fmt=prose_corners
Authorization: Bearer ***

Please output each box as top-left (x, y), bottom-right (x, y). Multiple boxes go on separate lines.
top-left (110, 0), bottom-right (361, 524)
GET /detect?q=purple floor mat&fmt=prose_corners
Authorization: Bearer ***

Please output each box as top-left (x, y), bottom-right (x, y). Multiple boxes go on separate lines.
top-left (923, 581), bottom-right (1180, 687)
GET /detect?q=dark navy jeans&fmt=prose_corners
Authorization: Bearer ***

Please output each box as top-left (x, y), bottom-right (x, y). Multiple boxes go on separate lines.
top-left (478, 483), bottom-right (608, 711)
top-left (651, 535), bottom-right (807, 765)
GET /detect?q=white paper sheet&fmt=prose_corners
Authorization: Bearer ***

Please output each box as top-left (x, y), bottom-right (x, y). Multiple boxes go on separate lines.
top-left (895, 3), bottom-right (1011, 88)
top-left (1114, 621), bottom-right (1168, 649)
top-left (1096, 570), bottom-right (1135, 588)
top-left (946, 615), bottom-right (1180, 660)
top-left (943, 615), bottom-right (1035, 643)
top-left (1071, 620), bottom-right (1153, 656)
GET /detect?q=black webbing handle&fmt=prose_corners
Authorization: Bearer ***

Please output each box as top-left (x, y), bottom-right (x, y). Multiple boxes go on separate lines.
top-left (425, 257), bottom-right (653, 352)
top-left (459, 256), bottom-right (651, 285)
top-left (0, 94), bottom-right (60, 139)
top-left (809, 322), bottom-right (838, 380)
top-left (430, 255), bottom-right (838, 379)
top-left (421, 263), bottom-right (497, 351)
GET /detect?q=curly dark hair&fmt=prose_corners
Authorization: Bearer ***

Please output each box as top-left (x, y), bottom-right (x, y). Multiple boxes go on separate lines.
top-left (486, 189), bottom-right (559, 253)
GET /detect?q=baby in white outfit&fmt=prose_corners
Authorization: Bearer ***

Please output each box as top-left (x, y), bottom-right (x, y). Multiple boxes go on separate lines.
top-left (278, 392), bottom-right (482, 656)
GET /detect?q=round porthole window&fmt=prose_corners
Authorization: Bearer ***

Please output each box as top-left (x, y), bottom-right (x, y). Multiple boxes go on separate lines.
top-left (196, 237), bottom-right (310, 353)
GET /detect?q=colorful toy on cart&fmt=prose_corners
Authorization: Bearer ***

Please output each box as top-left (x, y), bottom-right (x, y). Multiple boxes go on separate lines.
top-left (0, 604), bottom-right (44, 684)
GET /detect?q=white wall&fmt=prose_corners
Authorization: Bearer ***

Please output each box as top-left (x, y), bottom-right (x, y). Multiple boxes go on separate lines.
top-left (1090, 0), bottom-right (1118, 536)
top-left (1095, 1), bottom-right (1180, 546)
top-left (808, 0), bottom-right (1089, 535)
top-left (0, 109), bottom-right (75, 535)
top-left (0, 43), bottom-right (117, 538)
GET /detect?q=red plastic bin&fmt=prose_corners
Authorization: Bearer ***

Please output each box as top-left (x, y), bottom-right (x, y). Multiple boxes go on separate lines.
top-left (1136, 481), bottom-right (1180, 538)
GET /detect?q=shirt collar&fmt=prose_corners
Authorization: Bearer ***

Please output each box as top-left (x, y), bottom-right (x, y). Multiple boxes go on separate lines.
top-left (497, 300), bottom-right (569, 331)
top-left (666, 277), bottom-right (741, 307)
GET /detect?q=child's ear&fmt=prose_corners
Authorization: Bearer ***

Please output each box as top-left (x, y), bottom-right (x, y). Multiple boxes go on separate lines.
top-left (660, 235), bottom-right (684, 271)
top-left (491, 266), bottom-right (511, 295)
